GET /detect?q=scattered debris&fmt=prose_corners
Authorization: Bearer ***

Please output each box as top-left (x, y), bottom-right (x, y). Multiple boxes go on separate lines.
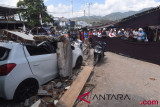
top-left (55, 82), bottom-right (62, 89)
top-left (54, 100), bottom-right (59, 105)
top-left (85, 83), bottom-right (95, 87)
top-left (24, 99), bottom-right (30, 107)
top-left (42, 97), bottom-right (53, 103)
top-left (38, 90), bottom-right (48, 95)
top-left (150, 78), bottom-right (156, 81)
top-left (65, 86), bottom-right (70, 90)
top-left (95, 75), bottom-right (101, 77)
top-left (71, 75), bottom-right (77, 80)
top-left (31, 100), bottom-right (41, 107)
top-left (56, 66), bottom-right (93, 107)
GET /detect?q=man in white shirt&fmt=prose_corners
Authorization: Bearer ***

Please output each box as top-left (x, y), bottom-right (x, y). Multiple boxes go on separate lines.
top-left (109, 29), bottom-right (115, 38)
top-left (93, 29), bottom-right (97, 36)
top-left (133, 29), bottom-right (138, 39)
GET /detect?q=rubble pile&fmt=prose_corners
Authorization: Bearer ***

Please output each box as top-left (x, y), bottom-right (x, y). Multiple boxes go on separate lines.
top-left (27, 68), bottom-right (82, 107)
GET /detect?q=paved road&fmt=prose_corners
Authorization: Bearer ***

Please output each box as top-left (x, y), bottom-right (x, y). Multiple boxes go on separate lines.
top-left (78, 52), bottom-right (160, 107)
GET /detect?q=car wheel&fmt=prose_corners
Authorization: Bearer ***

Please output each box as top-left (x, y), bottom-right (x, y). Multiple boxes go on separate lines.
top-left (75, 56), bottom-right (83, 68)
top-left (14, 79), bottom-right (39, 102)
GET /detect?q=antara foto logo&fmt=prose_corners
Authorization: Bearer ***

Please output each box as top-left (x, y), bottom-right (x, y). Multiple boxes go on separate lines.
top-left (78, 92), bottom-right (91, 104)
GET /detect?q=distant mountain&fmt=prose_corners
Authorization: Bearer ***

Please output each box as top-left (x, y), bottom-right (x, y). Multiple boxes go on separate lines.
top-left (70, 7), bottom-right (152, 24)
top-left (102, 8), bottom-right (152, 21)
top-left (71, 16), bottom-right (102, 23)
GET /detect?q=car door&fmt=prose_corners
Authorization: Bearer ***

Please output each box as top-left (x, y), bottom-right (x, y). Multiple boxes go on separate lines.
top-left (25, 44), bottom-right (58, 84)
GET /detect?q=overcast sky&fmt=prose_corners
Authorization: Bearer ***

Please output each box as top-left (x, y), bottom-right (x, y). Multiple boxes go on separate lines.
top-left (1, 0), bottom-right (160, 18)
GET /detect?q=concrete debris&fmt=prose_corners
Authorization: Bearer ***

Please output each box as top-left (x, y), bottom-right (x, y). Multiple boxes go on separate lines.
top-left (31, 100), bottom-right (41, 107)
top-left (38, 90), bottom-right (52, 96)
top-left (47, 103), bottom-right (55, 107)
top-left (24, 99), bottom-right (30, 107)
top-left (65, 86), bottom-right (70, 90)
top-left (57, 38), bottom-right (73, 78)
top-left (150, 78), bottom-right (156, 80)
top-left (71, 75), bottom-right (77, 80)
top-left (52, 89), bottom-right (58, 95)
top-left (40, 99), bottom-right (48, 107)
top-left (55, 82), bottom-right (62, 89)
top-left (54, 100), bottom-right (59, 105)
top-left (42, 97), bottom-right (53, 103)
top-left (82, 62), bottom-right (86, 66)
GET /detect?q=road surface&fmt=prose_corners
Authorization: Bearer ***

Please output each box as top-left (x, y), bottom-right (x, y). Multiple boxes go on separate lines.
top-left (78, 52), bottom-right (160, 107)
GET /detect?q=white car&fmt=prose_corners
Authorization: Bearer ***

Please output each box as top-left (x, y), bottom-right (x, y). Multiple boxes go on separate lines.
top-left (0, 41), bottom-right (83, 101)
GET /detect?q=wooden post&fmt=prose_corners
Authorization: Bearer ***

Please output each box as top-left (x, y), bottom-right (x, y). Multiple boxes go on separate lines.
top-left (56, 66), bottom-right (93, 107)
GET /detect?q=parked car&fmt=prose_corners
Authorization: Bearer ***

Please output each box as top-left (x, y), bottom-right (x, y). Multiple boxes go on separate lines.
top-left (0, 41), bottom-right (83, 101)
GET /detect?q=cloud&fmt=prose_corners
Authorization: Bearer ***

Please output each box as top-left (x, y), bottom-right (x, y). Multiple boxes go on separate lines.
top-left (47, 0), bottom-right (160, 18)
top-left (0, 0), bottom-right (48, 7)
top-left (89, 0), bottom-right (160, 16)
top-left (44, 0), bottom-right (49, 2)
top-left (47, 4), bottom-right (84, 18)
top-left (0, 0), bottom-right (19, 7)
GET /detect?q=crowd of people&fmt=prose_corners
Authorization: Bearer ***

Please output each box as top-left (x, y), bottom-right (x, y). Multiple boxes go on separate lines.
top-left (68, 27), bottom-right (156, 43)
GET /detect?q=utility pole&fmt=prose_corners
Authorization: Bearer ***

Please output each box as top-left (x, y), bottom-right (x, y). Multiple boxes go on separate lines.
top-left (71, 0), bottom-right (73, 15)
top-left (87, 3), bottom-right (92, 17)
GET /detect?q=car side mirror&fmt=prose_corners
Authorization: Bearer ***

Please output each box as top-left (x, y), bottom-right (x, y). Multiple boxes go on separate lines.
top-left (71, 46), bottom-right (75, 50)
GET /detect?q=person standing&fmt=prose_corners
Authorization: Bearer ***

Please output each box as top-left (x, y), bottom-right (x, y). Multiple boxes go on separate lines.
top-left (109, 29), bottom-right (115, 38)
top-left (77, 30), bottom-right (81, 40)
top-left (137, 28), bottom-right (144, 42)
top-left (124, 29), bottom-right (130, 39)
top-left (98, 29), bottom-right (102, 38)
top-left (84, 30), bottom-right (89, 45)
top-left (106, 29), bottom-right (110, 37)
top-left (133, 29), bottom-right (138, 41)
top-left (89, 29), bottom-right (93, 43)
top-left (102, 28), bottom-right (107, 37)
top-left (81, 30), bottom-right (84, 42)
top-left (93, 29), bottom-right (97, 36)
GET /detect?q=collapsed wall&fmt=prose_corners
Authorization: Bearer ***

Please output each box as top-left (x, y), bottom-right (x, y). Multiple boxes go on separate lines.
top-left (57, 37), bottom-right (73, 79)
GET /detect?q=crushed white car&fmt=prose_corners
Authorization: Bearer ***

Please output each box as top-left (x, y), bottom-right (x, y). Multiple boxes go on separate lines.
top-left (0, 39), bottom-right (83, 101)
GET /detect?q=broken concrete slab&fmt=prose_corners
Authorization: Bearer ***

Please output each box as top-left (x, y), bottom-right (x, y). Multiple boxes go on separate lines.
top-left (38, 90), bottom-right (52, 96)
top-left (55, 82), bottom-right (62, 89)
top-left (57, 37), bottom-right (73, 78)
top-left (65, 86), bottom-right (70, 90)
top-left (31, 100), bottom-right (41, 107)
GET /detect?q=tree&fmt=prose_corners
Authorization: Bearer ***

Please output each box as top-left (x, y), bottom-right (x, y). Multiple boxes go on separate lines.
top-left (17, 0), bottom-right (53, 27)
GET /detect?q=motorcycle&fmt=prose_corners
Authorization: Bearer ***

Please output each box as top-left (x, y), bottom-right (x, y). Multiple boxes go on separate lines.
top-left (94, 41), bottom-right (106, 66)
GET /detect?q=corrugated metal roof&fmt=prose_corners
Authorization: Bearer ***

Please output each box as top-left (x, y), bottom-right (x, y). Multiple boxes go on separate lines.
top-left (0, 4), bottom-right (26, 16)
